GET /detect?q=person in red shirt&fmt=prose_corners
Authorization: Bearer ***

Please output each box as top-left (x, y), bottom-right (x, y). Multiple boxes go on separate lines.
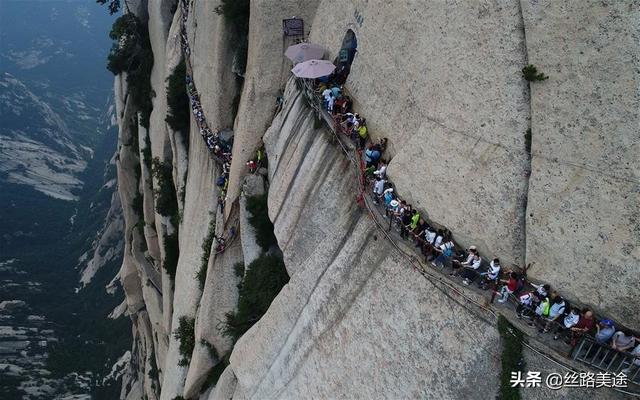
top-left (569, 310), bottom-right (595, 346)
top-left (496, 271), bottom-right (519, 303)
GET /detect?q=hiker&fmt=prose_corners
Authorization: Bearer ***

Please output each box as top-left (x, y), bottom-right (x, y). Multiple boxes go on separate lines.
top-left (497, 271), bottom-right (519, 302)
top-left (327, 92), bottom-right (335, 113)
top-left (399, 206), bottom-right (413, 239)
top-left (595, 319), bottom-right (616, 344)
top-left (539, 295), bottom-right (567, 333)
top-left (373, 160), bottom-right (387, 179)
top-left (246, 160), bottom-right (257, 173)
top-left (432, 236), bottom-right (454, 269)
top-left (516, 291), bottom-right (537, 320)
top-left (530, 282), bottom-right (551, 302)
top-left (478, 258), bottom-right (501, 290)
top-left (383, 187), bottom-right (395, 208)
top-left (322, 86), bottom-right (332, 107)
top-left (357, 118), bottom-right (368, 149)
top-left (365, 145), bottom-right (381, 168)
top-left (451, 246), bottom-right (477, 276)
top-left (610, 331), bottom-right (636, 351)
top-left (372, 176), bottom-right (386, 204)
top-left (459, 251), bottom-right (482, 285)
top-left (569, 310), bottom-right (595, 346)
top-left (552, 307), bottom-right (580, 340)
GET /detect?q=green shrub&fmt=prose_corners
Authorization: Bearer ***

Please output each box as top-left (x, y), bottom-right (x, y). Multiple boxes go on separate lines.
top-left (106, 14), bottom-right (154, 127)
top-left (142, 131), bottom-right (152, 172)
top-left (200, 356), bottom-right (230, 393)
top-left (215, 0), bottom-right (249, 75)
top-left (151, 158), bottom-right (178, 222)
top-left (163, 231), bottom-right (179, 280)
top-left (522, 65), bottom-right (548, 82)
top-left (497, 315), bottom-right (524, 400)
top-left (96, 0), bottom-right (122, 15)
top-left (234, 262), bottom-right (245, 279)
top-left (166, 59), bottom-right (190, 137)
top-left (196, 220), bottom-right (216, 290)
top-left (223, 254), bottom-right (289, 343)
top-left (173, 316), bottom-right (195, 367)
top-left (246, 194), bottom-right (277, 251)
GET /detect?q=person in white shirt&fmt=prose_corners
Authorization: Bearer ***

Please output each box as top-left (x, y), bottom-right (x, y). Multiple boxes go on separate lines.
top-left (372, 176), bottom-right (385, 203)
top-left (451, 246), bottom-right (477, 276)
top-left (327, 93), bottom-right (335, 112)
top-left (373, 161), bottom-right (387, 179)
top-left (553, 307), bottom-right (580, 340)
top-left (478, 258), bottom-right (501, 289)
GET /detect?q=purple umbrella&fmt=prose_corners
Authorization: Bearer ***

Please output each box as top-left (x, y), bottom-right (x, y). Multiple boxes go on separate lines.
top-left (285, 42), bottom-right (326, 64)
top-left (291, 59), bottom-right (336, 79)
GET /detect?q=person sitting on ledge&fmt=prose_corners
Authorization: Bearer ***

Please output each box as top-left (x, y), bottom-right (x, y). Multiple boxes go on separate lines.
top-left (399, 205), bottom-right (413, 239)
top-left (530, 282), bottom-right (551, 302)
top-left (451, 246), bottom-right (477, 276)
top-left (516, 291), bottom-right (537, 320)
top-left (460, 251), bottom-right (482, 285)
top-left (595, 319), bottom-right (616, 344)
top-left (357, 118), bottom-right (368, 149)
top-left (569, 309), bottom-right (595, 346)
top-left (610, 330), bottom-right (636, 352)
top-left (496, 271), bottom-right (519, 302)
top-left (539, 295), bottom-right (567, 333)
top-left (478, 258), bottom-right (501, 290)
top-left (411, 218), bottom-right (427, 246)
top-left (373, 160), bottom-right (387, 179)
top-left (552, 307), bottom-right (580, 340)
top-left (431, 235), bottom-right (454, 269)
top-left (365, 145), bottom-right (381, 169)
top-left (372, 176), bottom-right (386, 204)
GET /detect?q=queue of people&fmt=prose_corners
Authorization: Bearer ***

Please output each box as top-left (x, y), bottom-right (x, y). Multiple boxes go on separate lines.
top-left (300, 71), bottom-right (639, 377)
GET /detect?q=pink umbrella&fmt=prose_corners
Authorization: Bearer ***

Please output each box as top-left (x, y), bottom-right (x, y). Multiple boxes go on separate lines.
top-left (285, 42), bottom-right (326, 64)
top-left (291, 59), bottom-right (336, 79)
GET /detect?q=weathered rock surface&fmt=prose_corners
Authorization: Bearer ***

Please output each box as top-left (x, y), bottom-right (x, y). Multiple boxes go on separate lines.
top-left (112, 0), bottom-right (639, 398)
top-left (522, 0), bottom-right (640, 329)
top-left (228, 80), bottom-right (502, 399)
top-left (224, 0), bottom-right (320, 214)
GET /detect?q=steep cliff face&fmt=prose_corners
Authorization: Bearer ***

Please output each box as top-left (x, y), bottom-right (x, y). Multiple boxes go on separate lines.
top-left (112, 0), bottom-right (639, 399)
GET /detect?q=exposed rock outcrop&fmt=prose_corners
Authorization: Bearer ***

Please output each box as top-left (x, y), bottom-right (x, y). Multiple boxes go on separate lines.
top-left (111, 1), bottom-right (639, 399)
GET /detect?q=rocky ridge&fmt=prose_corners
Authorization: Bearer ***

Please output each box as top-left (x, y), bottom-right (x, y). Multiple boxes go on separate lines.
top-left (111, 1), bottom-right (639, 399)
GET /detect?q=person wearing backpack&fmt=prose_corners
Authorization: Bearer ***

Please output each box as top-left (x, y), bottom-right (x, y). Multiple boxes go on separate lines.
top-left (432, 237), bottom-right (454, 269)
top-left (478, 258), bottom-right (501, 290)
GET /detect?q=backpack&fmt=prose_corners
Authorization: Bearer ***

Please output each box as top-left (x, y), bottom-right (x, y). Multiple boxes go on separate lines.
top-left (443, 242), bottom-right (453, 257)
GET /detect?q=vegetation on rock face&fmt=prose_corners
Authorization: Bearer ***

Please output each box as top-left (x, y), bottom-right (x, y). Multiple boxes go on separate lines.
top-left (96, 0), bottom-right (122, 15)
top-left (497, 315), bottom-right (524, 400)
top-left (223, 254), bottom-right (289, 344)
top-left (196, 219), bottom-right (216, 290)
top-left (151, 158), bottom-right (178, 223)
top-left (163, 231), bottom-right (179, 281)
top-left (166, 59), bottom-right (191, 145)
top-left (522, 65), bottom-right (548, 82)
top-left (215, 0), bottom-right (250, 74)
top-left (106, 13), bottom-right (154, 127)
top-left (246, 194), bottom-right (278, 251)
top-left (524, 128), bottom-right (532, 155)
top-left (174, 316), bottom-right (195, 367)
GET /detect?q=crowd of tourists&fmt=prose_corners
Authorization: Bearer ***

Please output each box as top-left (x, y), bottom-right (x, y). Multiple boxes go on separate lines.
top-left (178, 0), bottom-right (234, 212)
top-left (303, 72), bottom-right (639, 377)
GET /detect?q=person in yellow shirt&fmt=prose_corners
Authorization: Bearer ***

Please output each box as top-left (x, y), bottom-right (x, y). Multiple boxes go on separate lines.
top-left (357, 118), bottom-right (368, 149)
